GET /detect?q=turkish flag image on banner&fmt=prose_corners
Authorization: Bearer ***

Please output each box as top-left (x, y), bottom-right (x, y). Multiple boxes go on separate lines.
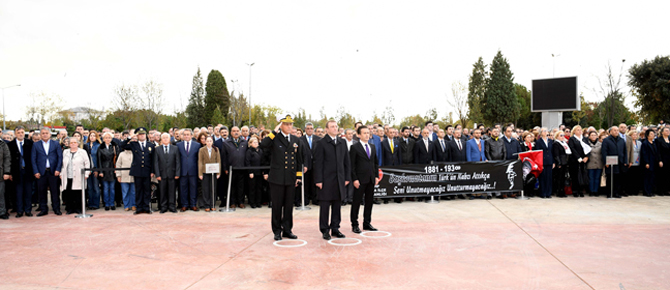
top-left (518, 150), bottom-right (543, 179)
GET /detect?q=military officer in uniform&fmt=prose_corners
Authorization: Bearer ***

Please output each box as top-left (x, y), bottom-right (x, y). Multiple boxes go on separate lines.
top-left (121, 127), bottom-right (156, 214)
top-left (260, 115), bottom-right (305, 241)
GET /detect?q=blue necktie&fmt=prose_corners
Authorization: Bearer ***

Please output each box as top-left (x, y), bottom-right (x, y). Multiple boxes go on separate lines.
top-left (308, 136), bottom-right (312, 149)
top-left (19, 141), bottom-right (25, 168)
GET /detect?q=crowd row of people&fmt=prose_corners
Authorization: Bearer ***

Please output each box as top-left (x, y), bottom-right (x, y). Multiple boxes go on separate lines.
top-left (0, 119), bottom-right (669, 220)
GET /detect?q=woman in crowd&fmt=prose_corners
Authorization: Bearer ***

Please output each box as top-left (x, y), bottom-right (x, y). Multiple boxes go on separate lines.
top-left (97, 132), bottom-right (119, 211)
top-left (60, 137), bottom-right (90, 215)
top-left (535, 128), bottom-right (553, 198)
top-left (586, 131), bottom-right (603, 196)
top-left (116, 137), bottom-right (136, 211)
top-left (626, 130), bottom-right (642, 196)
top-left (245, 136), bottom-right (263, 208)
top-left (552, 131), bottom-right (570, 198)
top-left (72, 131), bottom-right (84, 149)
top-left (84, 131), bottom-right (101, 210)
top-left (197, 131), bottom-right (208, 147)
top-left (521, 132), bottom-right (534, 152)
top-left (640, 129), bottom-right (658, 197)
top-left (656, 127), bottom-right (670, 196)
top-left (568, 125), bottom-right (590, 197)
top-left (295, 128), bottom-right (304, 138)
top-left (198, 136), bottom-right (220, 212)
top-left (260, 129), bottom-right (272, 207)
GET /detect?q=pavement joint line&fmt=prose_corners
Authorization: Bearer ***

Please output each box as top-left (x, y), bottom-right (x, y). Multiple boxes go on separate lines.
top-left (487, 200), bottom-right (596, 290)
top-left (182, 212), bottom-right (277, 290)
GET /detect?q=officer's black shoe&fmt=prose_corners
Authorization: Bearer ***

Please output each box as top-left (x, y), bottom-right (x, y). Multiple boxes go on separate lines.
top-left (282, 232), bottom-right (298, 239)
top-left (363, 224), bottom-right (378, 231)
top-left (331, 230), bottom-right (346, 239)
top-left (322, 232), bottom-right (331, 240)
top-left (352, 226), bottom-right (361, 234)
top-left (274, 233), bottom-right (282, 241)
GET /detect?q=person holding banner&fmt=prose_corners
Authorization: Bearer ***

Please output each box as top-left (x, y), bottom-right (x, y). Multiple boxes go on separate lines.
top-left (60, 137), bottom-right (90, 215)
top-left (260, 114), bottom-right (304, 241)
top-left (198, 136), bottom-right (220, 212)
top-left (466, 129), bottom-right (488, 199)
top-left (349, 126), bottom-right (380, 234)
top-left (314, 120), bottom-right (351, 240)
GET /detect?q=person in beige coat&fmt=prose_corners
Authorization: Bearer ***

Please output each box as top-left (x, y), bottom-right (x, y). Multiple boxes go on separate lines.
top-left (116, 141), bottom-right (136, 211)
top-left (60, 138), bottom-right (91, 215)
top-left (198, 136), bottom-right (220, 211)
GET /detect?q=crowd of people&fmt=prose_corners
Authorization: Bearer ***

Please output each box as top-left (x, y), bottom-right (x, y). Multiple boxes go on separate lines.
top-left (0, 118), bottom-right (669, 222)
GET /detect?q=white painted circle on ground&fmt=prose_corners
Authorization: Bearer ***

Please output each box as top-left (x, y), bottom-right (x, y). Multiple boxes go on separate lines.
top-left (273, 239), bottom-right (308, 248)
top-left (359, 231), bottom-right (392, 238)
top-left (327, 237), bottom-right (362, 246)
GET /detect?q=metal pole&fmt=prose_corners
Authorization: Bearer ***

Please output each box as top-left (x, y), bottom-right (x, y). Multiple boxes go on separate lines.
top-left (76, 168), bottom-right (92, 218)
top-left (220, 166), bottom-right (235, 212)
top-left (296, 173), bottom-right (311, 210)
top-left (426, 195), bottom-right (439, 204)
top-left (517, 189), bottom-right (529, 200)
top-left (247, 62), bottom-right (254, 125)
top-left (609, 168), bottom-right (614, 199)
top-left (211, 172), bottom-right (217, 212)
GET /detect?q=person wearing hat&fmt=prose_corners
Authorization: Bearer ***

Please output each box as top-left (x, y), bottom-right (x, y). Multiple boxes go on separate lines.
top-left (121, 127), bottom-right (156, 214)
top-left (260, 114), bottom-right (305, 241)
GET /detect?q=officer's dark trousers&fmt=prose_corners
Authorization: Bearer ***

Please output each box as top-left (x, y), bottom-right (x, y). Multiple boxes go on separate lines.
top-left (269, 182), bottom-right (294, 234)
top-left (134, 176), bottom-right (151, 212)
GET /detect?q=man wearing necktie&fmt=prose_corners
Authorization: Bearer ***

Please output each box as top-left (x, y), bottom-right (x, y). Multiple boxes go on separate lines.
top-left (154, 133), bottom-right (181, 213)
top-left (433, 129), bottom-right (450, 162)
top-left (299, 122), bottom-right (320, 205)
top-left (0, 138), bottom-right (10, 219)
top-left (349, 126), bottom-right (380, 233)
top-left (32, 127), bottom-right (63, 216)
top-left (414, 128), bottom-right (435, 165)
top-left (449, 129), bottom-right (467, 162)
top-left (177, 129), bottom-right (201, 211)
top-left (121, 127), bottom-right (156, 214)
top-left (8, 126), bottom-right (34, 217)
top-left (314, 120), bottom-right (351, 240)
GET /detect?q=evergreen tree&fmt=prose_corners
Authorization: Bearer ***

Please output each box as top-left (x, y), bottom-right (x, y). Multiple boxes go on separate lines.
top-left (204, 69), bottom-right (230, 125)
top-left (185, 67), bottom-right (207, 127)
top-left (482, 50), bottom-right (519, 125)
top-left (467, 57), bottom-right (487, 124)
top-left (628, 55), bottom-right (670, 124)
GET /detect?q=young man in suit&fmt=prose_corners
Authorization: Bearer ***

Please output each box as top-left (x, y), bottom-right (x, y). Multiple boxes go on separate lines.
top-left (177, 129), bottom-right (201, 211)
top-left (448, 129), bottom-right (467, 162)
top-left (8, 126), bottom-right (34, 217)
top-left (349, 126), bottom-right (380, 233)
top-left (314, 120), bottom-right (351, 240)
top-left (466, 129), bottom-right (488, 199)
top-left (213, 127), bottom-right (229, 209)
top-left (121, 127), bottom-right (156, 214)
top-left (154, 133), bottom-right (181, 213)
top-left (300, 122), bottom-right (320, 205)
top-left (31, 127), bottom-right (63, 216)
top-left (433, 129), bottom-right (450, 162)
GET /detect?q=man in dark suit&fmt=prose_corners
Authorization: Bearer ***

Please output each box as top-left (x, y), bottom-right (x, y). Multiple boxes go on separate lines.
top-left (224, 126), bottom-right (248, 208)
top-left (399, 127), bottom-right (415, 165)
top-left (414, 128), bottom-right (436, 164)
top-left (433, 129), bottom-right (450, 162)
top-left (154, 133), bottom-right (181, 213)
top-left (8, 126), bottom-right (34, 217)
top-left (121, 127), bottom-right (155, 214)
top-left (314, 120), bottom-right (351, 240)
top-left (381, 130), bottom-right (401, 166)
top-left (177, 129), bottom-right (200, 211)
top-left (0, 139), bottom-right (10, 219)
top-left (602, 126), bottom-right (628, 198)
top-left (449, 129), bottom-right (467, 162)
top-left (213, 127), bottom-right (229, 208)
top-left (31, 127), bottom-right (63, 216)
top-left (300, 122), bottom-right (320, 205)
top-left (260, 115), bottom-right (304, 241)
top-left (349, 126), bottom-right (379, 233)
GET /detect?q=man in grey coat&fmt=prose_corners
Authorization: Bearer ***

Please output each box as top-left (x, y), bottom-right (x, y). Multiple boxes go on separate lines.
top-left (0, 140), bottom-right (11, 219)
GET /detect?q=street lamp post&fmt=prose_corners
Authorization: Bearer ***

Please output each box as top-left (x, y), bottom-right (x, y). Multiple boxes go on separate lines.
top-left (247, 63), bottom-right (254, 126)
top-left (551, 53), bottom-right (561, 77)
top-left (2, 84), bottom-right (21, 131)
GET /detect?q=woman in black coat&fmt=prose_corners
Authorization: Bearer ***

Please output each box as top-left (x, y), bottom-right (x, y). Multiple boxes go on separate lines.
top-left (640, 129), bottom-right (658, 197)
top-left (567, 126), bottom-right (589, 197)
top-left (97, 132), bottom-right (119, 210)
top-left (245, 137), bottom-right (264, 208)
top-left (535, 128), bottom-right (554, 198)
top-left (656, 127), bottom-right (670, 196)
top-left (552, 131), bottom-right (570, 198)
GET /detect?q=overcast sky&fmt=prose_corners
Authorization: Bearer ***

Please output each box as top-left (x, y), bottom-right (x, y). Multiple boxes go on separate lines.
top-left (1, 1), bottom-right (668, 124)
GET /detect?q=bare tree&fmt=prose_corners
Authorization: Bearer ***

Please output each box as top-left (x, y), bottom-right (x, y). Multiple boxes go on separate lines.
top-left (113, 84), bottom-right (138, 130)
top-left (25, 91), bottom-right (63, 127)
top-left (140, 79), bottom-right (164, 129)
top-left (228, 91), bottom-right (249, 127)
top-left (447, 81), bottom-right (469, 125)
top-left (594, 60), bottom-right (627, 128)
top-left (83, 106), bottom-right (105, 129)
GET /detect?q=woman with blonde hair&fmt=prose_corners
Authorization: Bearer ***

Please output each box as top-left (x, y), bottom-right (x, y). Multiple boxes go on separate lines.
top-left (198, 136), bottom-right (221, 212)
top-left (552, 130), bottom-right (570, 198)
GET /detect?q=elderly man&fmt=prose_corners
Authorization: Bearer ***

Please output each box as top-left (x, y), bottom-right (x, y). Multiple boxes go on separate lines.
top-left (602, 126), bottom-right (628, 198)
top-left (8, 126), bottom-right (34, 217)
top-left (260, 115), bottom-right (304, 241)
top-left (300, 122), bottom-right (321, 205)
top-left (154, 133), bottom-right (181, 213)
top-left (32, 127), bottom-right (63, 216)
top-left (177, 129), bottom-right (200, 211)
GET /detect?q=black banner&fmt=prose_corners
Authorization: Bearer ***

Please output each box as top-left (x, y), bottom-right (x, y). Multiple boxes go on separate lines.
top-left (373, 160), bottom-right (523, 198)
